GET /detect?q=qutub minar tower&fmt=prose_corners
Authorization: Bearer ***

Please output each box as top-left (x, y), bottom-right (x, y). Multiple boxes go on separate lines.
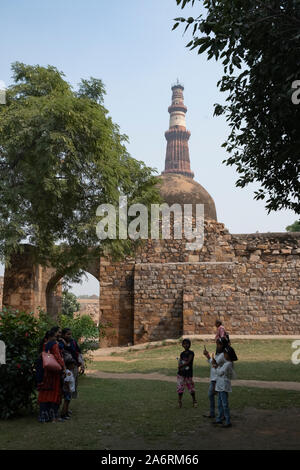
top-left (162, 81), bottom-right (194, 179)
top-left (159, 82), bottom-right (217, 221)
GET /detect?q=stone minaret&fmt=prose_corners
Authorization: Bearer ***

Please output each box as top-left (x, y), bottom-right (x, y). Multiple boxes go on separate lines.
top-left (162, 82), bottom-right (194, 179)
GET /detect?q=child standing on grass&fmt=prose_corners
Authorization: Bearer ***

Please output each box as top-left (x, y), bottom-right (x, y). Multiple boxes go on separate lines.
top-left (177, 339), bottom-right (197, 408)
top-left (61, 369), bottom-right (75, 420)
top-left (213, 345), bottom-right (238, 428)
top-left (202, 338), bottom-right (226, 419)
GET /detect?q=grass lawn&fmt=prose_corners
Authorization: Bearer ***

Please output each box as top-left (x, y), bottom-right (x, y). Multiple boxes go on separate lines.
top-left (0, 376), bottom-right (300, 450)
top-left (90, 339), bottom-right (300, 382)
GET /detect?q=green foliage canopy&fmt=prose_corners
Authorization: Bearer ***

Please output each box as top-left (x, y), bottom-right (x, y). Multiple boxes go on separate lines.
top-left (0, 63), bottom-right (161, 279)
top-left (174, 0), bottom-right (300, 214)
top-left (286, 220), bottom-right (300, 231)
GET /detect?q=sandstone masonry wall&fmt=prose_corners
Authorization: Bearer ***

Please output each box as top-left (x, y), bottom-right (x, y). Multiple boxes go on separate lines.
top-left (183, 261), bottom-right (300, 335)
top-left (134, 260), bottom-right (300, 343)
top-left (134, 263), bottom-right (184, 343)
top-left (75, 298), bottom-right (100, 325)
top-left (99, 258), bottom-right (135, 347)
top-left (3, 223), bottom-right (300, 346)
top-left (3, 246), bottom-right (62, 317)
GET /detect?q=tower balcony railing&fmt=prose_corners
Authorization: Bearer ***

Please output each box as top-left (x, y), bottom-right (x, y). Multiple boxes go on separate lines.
top-left (168, 104), bottom-right (187, 114)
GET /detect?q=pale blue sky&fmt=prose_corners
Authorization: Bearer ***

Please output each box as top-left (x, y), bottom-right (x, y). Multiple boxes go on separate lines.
top-left (0, 0), bottom-right (297, 295)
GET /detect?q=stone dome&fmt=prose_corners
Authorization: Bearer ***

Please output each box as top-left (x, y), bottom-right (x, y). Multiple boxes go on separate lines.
top-left (157, 173), bottom-right (217, 221)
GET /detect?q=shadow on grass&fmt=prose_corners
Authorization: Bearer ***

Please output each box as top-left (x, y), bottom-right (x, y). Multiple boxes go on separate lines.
top-left (0, 377), bottom-right (300, 450)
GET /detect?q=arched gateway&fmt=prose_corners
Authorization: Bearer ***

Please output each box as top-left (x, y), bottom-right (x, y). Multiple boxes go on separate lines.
top-left (3, 84), bottom-right (300, 345)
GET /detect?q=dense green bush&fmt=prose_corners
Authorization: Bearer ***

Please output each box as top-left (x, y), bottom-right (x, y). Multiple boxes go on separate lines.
top-left (0, 308), bottom-right (102, 419)
top-left (0, 309), bottom-right (42, 419)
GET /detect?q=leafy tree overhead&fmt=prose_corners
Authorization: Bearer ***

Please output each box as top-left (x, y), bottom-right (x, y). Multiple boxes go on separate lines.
top-left (0, 63), bottom-right (161, 280)
top-left (286, 220), bottom-right (300, 232)
top-left (174, 0), bottom-right (300, 214)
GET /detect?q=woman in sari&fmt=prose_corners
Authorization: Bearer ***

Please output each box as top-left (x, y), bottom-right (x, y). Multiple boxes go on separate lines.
top-left (37, 326), bottom-right (66, 423)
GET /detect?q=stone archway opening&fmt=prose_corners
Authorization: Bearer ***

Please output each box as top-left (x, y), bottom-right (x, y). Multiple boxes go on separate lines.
top-left (68, 271), bottom-right (100, 327)
top-left (45, 258), bottom-right (101, 326)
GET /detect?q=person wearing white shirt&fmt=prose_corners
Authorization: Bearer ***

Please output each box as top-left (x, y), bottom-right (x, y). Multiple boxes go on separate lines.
top-left (213, 346), bottom-right (238, 428)
top-left (202, 339), bottom-right (226, 419)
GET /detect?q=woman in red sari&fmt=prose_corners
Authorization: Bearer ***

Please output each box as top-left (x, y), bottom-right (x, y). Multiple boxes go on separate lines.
top-left (37, 326), bottom-right (66, 422)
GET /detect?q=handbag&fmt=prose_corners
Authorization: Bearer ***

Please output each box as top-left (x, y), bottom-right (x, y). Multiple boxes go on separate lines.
top-left (42, 351), bottom-right (62, 372)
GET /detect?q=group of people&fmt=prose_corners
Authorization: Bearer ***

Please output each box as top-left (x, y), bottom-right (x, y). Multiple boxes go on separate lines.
top-left (36, 326), bottom-right (85, 423)
top-left (36, 319), bottom-right (235, 425)
top-left (177, 320), bottom-right (238, 428)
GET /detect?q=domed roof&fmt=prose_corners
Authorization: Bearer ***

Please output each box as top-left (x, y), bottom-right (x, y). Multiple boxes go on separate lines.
top-left (157, 173), bottom-right (217, 221)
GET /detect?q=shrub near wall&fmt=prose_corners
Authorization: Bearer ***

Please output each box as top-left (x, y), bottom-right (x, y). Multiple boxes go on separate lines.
top-left (0, 309), bottom-right (42, 419)
top-left (0, 309), bottom-right (102, 419)
top-left (59, 313), bottom-right (101, 355)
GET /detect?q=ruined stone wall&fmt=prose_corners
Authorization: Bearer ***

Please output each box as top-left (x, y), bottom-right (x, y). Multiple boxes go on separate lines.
top-left (230, 232), bottom-right (300, 262)
top-left (99, 224), bottom-right (300, 346)
top-left (3, 246), bottom-right (62, 317)
top-left (134, 220), bottom-right (235, 264)
top-left (133, 263), bottom-right (184, 343)
top-left (3, 223), bottom-right (300, 346)
top-left (37, 265), bottom-right (62, 316)
top-left (75, 298), bottom-right (100, 325)
top-left (133, 262), bottom-right (239, 344)
top-left (99, 220), bottom-right (233, 345)
top-left (99, 258), bottom-right (135, 347)
top-left (3, 248), bottom-right (37, 313)
top-left (183, 261), bottom-right (300, 336)
top-left (134, 259), bottom-right (300, 343)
